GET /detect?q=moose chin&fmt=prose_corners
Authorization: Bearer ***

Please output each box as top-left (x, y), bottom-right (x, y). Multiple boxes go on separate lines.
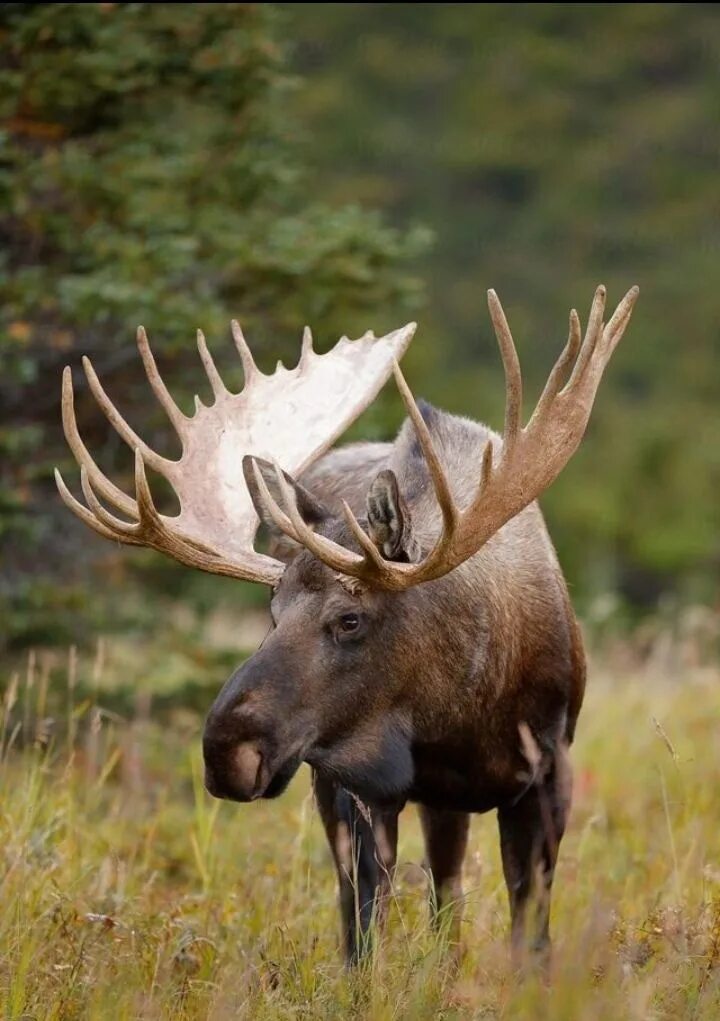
top-left (56, 283), bottom-right (638, 968)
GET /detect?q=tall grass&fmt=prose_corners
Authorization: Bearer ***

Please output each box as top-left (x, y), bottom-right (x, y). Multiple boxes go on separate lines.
top-left (0, 640), bottom-right (719, 1019)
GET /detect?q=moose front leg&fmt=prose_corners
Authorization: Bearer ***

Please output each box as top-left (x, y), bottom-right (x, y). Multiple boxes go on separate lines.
top-left (419, 806), bottom-right (470, 946)
top-left (314, 773), bottom-right (399, 965)
top-left (497, 745), bottom-right (572, 970)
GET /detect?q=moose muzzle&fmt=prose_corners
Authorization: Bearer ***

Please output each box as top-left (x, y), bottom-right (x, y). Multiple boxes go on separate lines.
top-left (203, 731), bottom-right (267, 802)
top-left (202, 653), bottom-right (310, 802)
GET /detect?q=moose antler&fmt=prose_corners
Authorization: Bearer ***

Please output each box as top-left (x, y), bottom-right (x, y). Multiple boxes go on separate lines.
top-left (56, 320), bottom-right (417, 586)
top-left (253, 285), bottom-right (639, 590)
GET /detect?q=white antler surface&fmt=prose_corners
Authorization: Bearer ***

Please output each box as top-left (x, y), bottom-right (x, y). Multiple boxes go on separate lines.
top-left (56, 320), bottom-right (416, 586)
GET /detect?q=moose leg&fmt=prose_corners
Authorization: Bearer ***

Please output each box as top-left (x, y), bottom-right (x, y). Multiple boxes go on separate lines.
top-left (497, 745), bottom-right (572, 970)
top-left (418, 806), bottom-right (470, 945)
top-left (372, 807), bottom-right (399, 932)
top-left (314, 772), bottom-right (399, 965)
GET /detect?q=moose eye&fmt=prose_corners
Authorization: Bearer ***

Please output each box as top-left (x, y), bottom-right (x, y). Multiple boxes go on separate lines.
top-left (332, 612), bottom-right (365, 644)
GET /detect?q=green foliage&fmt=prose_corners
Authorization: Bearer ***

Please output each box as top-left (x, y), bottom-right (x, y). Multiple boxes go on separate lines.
top-left (0, 3), bottom-right (426, 648)
top-left (283, 3), bottom-right (720, 608)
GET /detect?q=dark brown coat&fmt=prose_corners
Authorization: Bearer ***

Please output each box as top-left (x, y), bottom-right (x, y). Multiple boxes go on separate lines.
top-left (204, 403), bottom-right (585, 965)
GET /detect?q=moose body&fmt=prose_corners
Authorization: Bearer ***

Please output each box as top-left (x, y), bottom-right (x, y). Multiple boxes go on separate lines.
top-left (56, 284), bottom-right (636, 967)
top-left (203, 405), bottom-right (585, 963)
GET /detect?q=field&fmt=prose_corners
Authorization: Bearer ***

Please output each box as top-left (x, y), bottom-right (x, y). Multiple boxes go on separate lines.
top-left (1, 626), bottom-right (719, 1020)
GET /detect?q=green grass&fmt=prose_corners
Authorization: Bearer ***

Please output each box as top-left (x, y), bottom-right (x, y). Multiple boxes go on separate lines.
top-left (1, 642), bottom-right (719, 1019)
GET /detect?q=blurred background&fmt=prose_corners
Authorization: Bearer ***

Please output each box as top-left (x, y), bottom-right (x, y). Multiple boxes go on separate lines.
top-left (1, 3), bottom-right (718, 668)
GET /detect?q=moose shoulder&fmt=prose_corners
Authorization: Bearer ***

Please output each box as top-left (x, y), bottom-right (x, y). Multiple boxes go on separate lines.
top-left (56, 285), bottom-right (638, 968)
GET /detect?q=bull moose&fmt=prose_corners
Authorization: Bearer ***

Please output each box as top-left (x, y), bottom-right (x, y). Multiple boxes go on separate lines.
top-left (56, 284), bottom-right (638, 966)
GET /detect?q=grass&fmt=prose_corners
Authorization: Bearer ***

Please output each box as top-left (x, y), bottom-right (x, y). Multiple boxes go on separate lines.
top-left (1, 637), bottom-right (719, 1019)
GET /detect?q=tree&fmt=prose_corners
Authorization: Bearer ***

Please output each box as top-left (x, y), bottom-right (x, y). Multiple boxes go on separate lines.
top-left (0, 3), bottom-right (427, 649)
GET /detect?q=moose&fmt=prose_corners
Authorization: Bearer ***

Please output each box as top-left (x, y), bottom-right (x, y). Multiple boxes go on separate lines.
top-left (56, 284), bottom-right (638, 966)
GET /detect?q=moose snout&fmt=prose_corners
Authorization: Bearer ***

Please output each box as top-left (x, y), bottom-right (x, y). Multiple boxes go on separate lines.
top-left (203, 734), bottom-right (267, 802)
top-left (203, 651), bottom-right (309, 802)
top-left (203, 698), bottom-right (271, 802)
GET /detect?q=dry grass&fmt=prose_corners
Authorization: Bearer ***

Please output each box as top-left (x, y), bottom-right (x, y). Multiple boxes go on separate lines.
top-left (1, 641), bottom-right (719, 1019)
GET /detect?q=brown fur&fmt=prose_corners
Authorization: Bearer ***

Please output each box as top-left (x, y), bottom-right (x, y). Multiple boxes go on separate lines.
top-left (203, 404), bottom-right (587, 966)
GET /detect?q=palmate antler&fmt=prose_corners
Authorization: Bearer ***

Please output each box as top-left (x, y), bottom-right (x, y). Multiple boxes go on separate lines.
top-left (252, 285), bottom-right (639, 590)
top-left (56, 320), bottom-right (417, 586)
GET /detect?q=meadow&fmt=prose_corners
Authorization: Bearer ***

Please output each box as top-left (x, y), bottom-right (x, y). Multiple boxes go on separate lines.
top-left (1, 617), bottom-right (719, 1020)
top-left (3, 7), bottom-right (719, 1019)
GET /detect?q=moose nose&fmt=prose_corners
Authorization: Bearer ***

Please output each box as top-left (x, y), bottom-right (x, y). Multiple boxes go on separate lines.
top-left (203, 694), bottom-right (272, 802)
top-left (203, 735), bottom-right (268, 801)
top-left (232, 741), bottom-right (265, 797)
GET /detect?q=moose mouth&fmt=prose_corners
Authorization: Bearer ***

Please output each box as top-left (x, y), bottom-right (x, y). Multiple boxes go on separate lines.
top-left (262, 754), bottom-right (303, 798)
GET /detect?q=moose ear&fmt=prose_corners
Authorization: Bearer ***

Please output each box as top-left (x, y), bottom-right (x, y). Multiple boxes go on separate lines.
top-left (243, 456), bottom-right (330, 534)
top-left (366, 470), bottom-right (420, 564)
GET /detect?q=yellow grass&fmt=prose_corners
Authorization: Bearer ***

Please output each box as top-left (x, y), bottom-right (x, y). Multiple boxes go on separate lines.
top-left (1, 644), bottom-right (719, 1019)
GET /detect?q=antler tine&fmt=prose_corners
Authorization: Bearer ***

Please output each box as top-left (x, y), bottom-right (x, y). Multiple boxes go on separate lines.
top-left (136, 327), bottom-right (188, 436)
top-left (564, 285), bottom-right (606, 391)
top-left (134, 448), bottom-right (163, 530)
top-left (54, 467), bottom-right (142, 545)
top-left (196, 329), bottom-right (227, 400)
top-left (82, 355), bottom-right (174, 476)
top-left (133, 450), bottom-right (228, 556)
top-left (270, 463), bottom-right (365, 573)
top-left (531, 308), bottom-right (582, 424)
top-left (80, 466), bottom-right (140, 535)
top-left (231, 320), bottom-right (259, 384)
top-left (299, 326), bottom-right (314, 370)
top-left (271, 463), bottom-right (318, 540)
top-left (600, 285), bottom-right (639, 361)
top-left (249, 459), bottom-right (364, 576)
top-left (392, 360), bottom-right (459, 534)
top-left (340, 500), bottom-right (388, 570)
top-left (487, 290), bottom-right (523, 450)
top-left (61, 366), bottom-right (138, 518)
top-left (250, 459), bottom-right (300, 539)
